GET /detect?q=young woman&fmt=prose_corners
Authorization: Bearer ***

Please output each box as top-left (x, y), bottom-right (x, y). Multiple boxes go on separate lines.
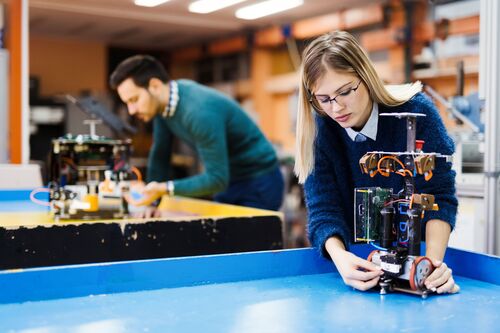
top-left (295, 31), bottom-right (459, 294)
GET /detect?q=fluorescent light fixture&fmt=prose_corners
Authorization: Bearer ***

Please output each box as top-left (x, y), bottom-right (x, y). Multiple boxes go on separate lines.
top-left (134, 0), bottom-right (171, 8)
top-left (189, 0), bottom-right (248, 14)
top-left (235, 0), bottom-right (303, 20)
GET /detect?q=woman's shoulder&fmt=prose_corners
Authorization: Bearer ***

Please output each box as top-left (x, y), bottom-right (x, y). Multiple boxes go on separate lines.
top-left (403, 92), bottom-right (436, 113)
top-left (383, 92), bottom-right (437, 116)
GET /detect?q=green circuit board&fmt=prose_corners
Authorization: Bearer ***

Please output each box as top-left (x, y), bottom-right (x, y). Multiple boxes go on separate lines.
top-left (354, 187), bottom-right (393, 243)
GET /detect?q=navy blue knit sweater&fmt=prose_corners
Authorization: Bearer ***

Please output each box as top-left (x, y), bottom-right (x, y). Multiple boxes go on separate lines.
top-left (304, 92), bottom-right (458, 258)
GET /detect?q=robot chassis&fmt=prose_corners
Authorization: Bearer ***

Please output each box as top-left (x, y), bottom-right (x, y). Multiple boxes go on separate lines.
top-left (48, 134), bottom-right (135, 221)
top-left (355, 112), bottom-right (452, 298)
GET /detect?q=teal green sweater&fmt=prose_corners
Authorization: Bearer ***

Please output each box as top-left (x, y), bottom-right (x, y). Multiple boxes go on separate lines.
top-left (147, 79), bottom-right (278, 197)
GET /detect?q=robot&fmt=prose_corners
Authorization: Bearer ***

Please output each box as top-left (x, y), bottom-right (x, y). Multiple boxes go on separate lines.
top-left (48, 133), bottom-right (136, 220)
top-left (355, 112), bottom-right (452, 298)
top-left (45, 95), bottom-right (140, 221)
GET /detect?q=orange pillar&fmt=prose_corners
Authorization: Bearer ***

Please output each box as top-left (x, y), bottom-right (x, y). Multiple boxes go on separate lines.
top-left (6, 0), bottom-right (28, 164)
top-left (250, 48), bottom-right (275, 139)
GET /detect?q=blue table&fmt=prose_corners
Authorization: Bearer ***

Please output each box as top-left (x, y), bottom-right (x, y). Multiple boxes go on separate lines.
top-left (0, 244), bottom-right (498, 333)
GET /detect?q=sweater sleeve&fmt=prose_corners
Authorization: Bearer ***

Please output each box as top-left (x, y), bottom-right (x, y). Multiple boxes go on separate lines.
top-left (304, 142), bottom-right (352, 258)
top-left (413, 94), bottom-right (458, 229)
top-left (172, 112), bottom-right (229, 197)
top-left (147, 117), bottom-right (173, 183)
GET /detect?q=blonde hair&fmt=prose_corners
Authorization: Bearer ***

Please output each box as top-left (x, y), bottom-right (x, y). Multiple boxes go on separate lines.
top-left (294, 31), bottom-right (422, 183)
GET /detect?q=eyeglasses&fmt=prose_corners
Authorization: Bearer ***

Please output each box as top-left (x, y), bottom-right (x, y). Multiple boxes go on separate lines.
top-left (308, 80), bottom-right (362, 113)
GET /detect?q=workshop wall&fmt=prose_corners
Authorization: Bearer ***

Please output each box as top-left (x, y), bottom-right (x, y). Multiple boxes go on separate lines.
top-left (30, 36), bottom-right (107, 96)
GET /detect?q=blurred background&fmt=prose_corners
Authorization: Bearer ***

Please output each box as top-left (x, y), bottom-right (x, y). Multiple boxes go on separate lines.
top-left (1, 0), bottom-right (494, 252)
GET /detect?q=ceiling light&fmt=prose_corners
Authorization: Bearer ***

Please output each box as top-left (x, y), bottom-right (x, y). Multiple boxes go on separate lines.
top-left (189, 0), bottom-right (248, 14)
top-left (134, 0), bottom-right (171, 8)
top-left (235, 0), bottom-right (303, 20)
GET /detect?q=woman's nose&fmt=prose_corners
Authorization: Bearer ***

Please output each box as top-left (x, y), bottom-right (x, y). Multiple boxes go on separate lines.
top-left (330, 100), bottom-right (343, 113)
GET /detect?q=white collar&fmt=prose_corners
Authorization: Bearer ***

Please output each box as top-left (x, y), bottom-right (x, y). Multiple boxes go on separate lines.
top-left (346, 102), bottom-right (378, 141)
top-left (162, 80), bottom-right (179, 118)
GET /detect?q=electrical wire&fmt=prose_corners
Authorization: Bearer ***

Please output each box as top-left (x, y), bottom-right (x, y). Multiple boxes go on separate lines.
top-left (384, 199), bottom-right (410, 206)
top-left (131, 166), bottom-right (142, 182)
top-left (377, 155), bottom-right (413, 178)
top-left (61, 157), bottom-right (78, 170)
top-left (114, 159), bottom-right (126, 171)
top-left (369, 242), bottom-right (388, 251)
top-left (29, 188), bottom-right (51, 207)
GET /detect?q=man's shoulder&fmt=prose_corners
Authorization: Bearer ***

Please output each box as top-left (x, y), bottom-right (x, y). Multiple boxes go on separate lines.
top-left (177, 79), bottom-right (197, 90)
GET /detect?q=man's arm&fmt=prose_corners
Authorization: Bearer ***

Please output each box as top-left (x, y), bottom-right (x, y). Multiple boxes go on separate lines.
top-left (147, 118), bottom-right (173, 183)
top-left (172, 111), bottom-right (229, 197)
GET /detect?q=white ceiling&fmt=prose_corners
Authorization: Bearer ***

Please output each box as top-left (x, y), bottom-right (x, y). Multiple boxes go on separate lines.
top-left (28, 0), bottom-right (381, 50)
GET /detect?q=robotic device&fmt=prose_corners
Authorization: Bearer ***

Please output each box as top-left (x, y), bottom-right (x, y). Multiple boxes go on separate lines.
top-left (355, 112), bottom-right (452, 298)
top-left (48, 134), bottom-right (136, 221)
top-left (43, 95), bottom-right (140, 221)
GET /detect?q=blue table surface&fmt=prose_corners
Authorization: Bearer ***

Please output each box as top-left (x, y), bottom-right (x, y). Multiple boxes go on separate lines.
top-left (0, 245), bottom-right (499, 333)
top-left (0, 200), bottom-right (49, 212)
top-left (0, 190), bottom-right (49, 212)
top-left (1, 190), bottom-right (499, 332)
top-left (1, 273), bottom-right (498, 333)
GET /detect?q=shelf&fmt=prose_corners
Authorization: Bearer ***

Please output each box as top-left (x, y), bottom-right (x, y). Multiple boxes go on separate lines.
top-left (413, 66), bottom-right (478, 80)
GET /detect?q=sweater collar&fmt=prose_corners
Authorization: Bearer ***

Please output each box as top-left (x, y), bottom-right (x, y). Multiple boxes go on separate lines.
top-left (345, 102), bottom-right (378, 141)
top-left (162, 80), bottom-right (179, 118)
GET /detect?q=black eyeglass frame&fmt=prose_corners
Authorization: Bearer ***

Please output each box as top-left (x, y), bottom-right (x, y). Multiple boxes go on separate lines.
top-left (307, 79), bottom-right (363, 113)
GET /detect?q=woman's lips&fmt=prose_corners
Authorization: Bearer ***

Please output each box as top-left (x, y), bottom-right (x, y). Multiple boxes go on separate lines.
top-left (335, 114), bottom-right (351, 123)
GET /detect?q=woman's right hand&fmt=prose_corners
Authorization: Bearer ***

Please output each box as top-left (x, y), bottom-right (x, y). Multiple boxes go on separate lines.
top-left (325, 237), bottom-right (383, 291)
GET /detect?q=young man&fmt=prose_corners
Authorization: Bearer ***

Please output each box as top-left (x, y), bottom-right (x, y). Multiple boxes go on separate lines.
top-left (110, 55), bottom-right (283, 211)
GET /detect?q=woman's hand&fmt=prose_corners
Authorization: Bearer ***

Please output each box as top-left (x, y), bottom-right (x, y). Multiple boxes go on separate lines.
top-left (326, 237), bottom-right (383, 291)
top-left (425, 259), bottom-right (460, 294)
top-left (424, 220), bottom-right (460, 294)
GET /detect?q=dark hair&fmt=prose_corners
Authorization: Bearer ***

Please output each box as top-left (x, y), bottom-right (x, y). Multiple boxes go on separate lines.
top-left (109, 55), bottom-right (170, 89)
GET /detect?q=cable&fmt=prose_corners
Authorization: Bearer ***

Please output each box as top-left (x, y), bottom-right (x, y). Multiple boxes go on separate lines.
top-left (114, 159), bottom-right (126, 171)
top-left (29, 188), bottom-right (51, 207)
top-left (378, 155), bottom-right (406, 170)
top-left (384, 199), bottom-right (410, 206)
top-left (131, 166), bottom-right (143, 182)
top-left (423, 158), bottom-right (433, 181)
top-left (377, 155), bottom-right (413, 178)
top-left (61, 157), bottom-right (78, 170)
top-left (369, 242), bottom-right (388, 251)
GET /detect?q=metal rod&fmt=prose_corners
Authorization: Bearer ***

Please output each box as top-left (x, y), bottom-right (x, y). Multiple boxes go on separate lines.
top-left (424, 85), bottom-right (481, 133)
top-left (480, 0), bottom-right (500, 255)
top-left (406, 116), bottom-right (416, 152)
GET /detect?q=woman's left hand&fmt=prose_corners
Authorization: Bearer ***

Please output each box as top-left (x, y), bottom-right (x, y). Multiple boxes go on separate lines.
top-left (425, 259), bottom-right (460, 294)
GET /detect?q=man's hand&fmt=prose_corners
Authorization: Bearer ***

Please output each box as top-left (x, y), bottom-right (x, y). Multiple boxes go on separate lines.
top-left (125, 181), bottom-right (167, 207)
top-left (326, 236), bottom-right (383, 291)
top-left (130, 205), bottom-right (163, 218)
top-left (425, 259), bottom-right (460, 294)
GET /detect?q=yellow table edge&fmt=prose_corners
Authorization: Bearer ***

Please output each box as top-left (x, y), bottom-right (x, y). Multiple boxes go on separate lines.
top-left (0, 195), bottom-right (283, 228)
